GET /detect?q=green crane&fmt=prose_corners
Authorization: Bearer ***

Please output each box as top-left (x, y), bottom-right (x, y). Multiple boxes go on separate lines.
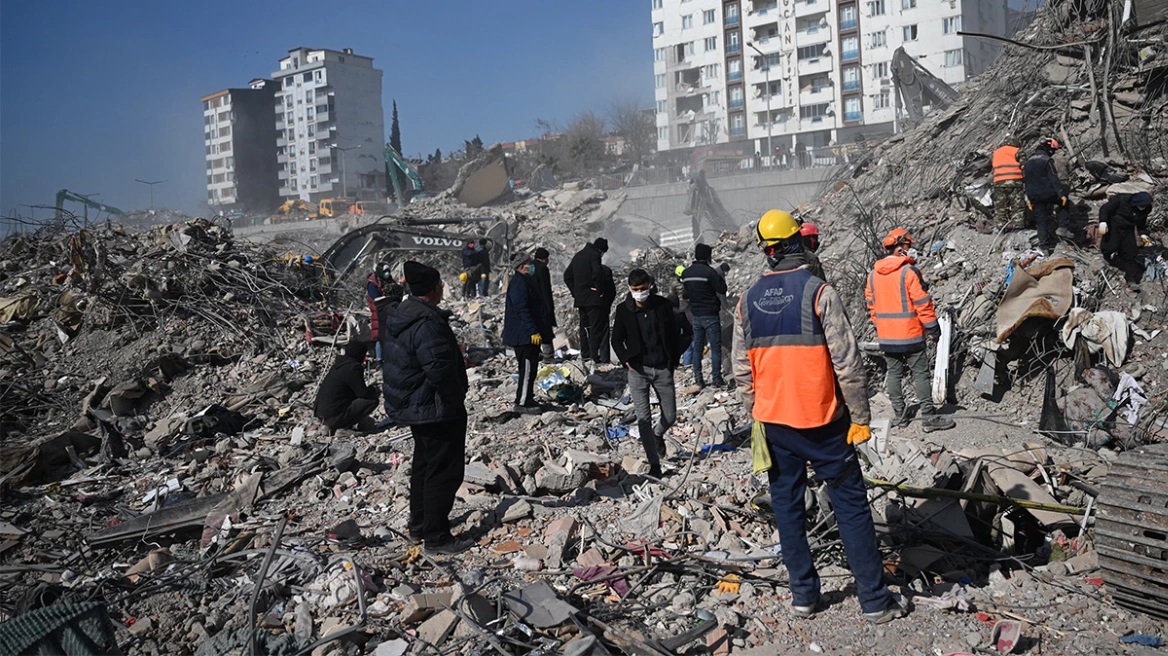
top-left (384, 144), bottom-right (429, 204)
top-left (55, 189), bottom-right (126, 221)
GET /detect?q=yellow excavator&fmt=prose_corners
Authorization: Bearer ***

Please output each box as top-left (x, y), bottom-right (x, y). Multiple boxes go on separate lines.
top-left (277, 199), bottom-right (318, 216)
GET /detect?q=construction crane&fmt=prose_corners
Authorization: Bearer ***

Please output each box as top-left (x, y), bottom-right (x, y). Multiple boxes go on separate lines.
top-left (384, 144), bottom-right (429, 204)
top-left (55, 189), bottom-right (126, 221)
top-left (891, 47), bottom-right (961, 125)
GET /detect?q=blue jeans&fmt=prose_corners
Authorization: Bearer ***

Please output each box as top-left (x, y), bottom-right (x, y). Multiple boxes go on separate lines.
top-left (681, 344), bottom-right (694, 367)
top-left (764, 418), bottom-right (893, 613)
top-left (691, 315), bottom-right (723, 385)
top-left (477, 274), bottom-right (490, 297)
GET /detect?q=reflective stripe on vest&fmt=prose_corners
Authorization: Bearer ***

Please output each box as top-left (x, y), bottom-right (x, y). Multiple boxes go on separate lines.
top-left (869, 261), bottom-right (926, 349)
top-left (992, 146), bottom-right (1023, 183)
top-left (742, 268), bottom-right (839, 429)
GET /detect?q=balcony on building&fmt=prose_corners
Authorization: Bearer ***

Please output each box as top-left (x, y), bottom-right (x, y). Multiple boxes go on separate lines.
top-left (724, 9), bottom-right (740, 27)
top-left (841, 49), bottom-right (859, 62)
top-left (729, 124), bottom-right (747, 137)
top-left (796, 24), bottom-right (832, 46)
top-left (674, 67), bottom-right (705, 94)
top-left (728, 68), bottom-right (744, 82)
top-left (749, 0), bottom-right (779, 15)
top-left (844, 110), bottom-right (863, 122)
top-left (797, 53), bottom-right (833, 75)
top-left (795, 0), bottom-right (829, 19)
top-left (751, 22), bottom-right (779, 44)
top-left (729, 96), bottom-right (746, 110)
top-left (727, 41), bottom-right (742, 54)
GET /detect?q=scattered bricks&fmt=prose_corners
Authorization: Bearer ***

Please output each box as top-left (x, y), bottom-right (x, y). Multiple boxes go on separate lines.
top-left (403, 591), bottom-right (453, 624)
top-left (621, 455), bottom-right (649, 476)
top-left (543, 516), bottom-right (580, 569)
top-left (706, 627), bottom-right (731, 655)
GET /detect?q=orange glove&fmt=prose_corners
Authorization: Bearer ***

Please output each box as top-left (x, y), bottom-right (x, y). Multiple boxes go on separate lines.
top-left (847, 423), bottom-right (871, 445)
top-left (1060, 196), bottom-right (1068, 207)
top-left (531, 334), bottom-right (542, 345)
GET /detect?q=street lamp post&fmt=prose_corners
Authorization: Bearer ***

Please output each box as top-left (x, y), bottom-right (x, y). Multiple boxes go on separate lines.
top-left (748, 43), bottom-right (773, 168)
top-left (331, 144), bottom-right (361, 198)
top-left (134, 179), bottom-right (166, 211)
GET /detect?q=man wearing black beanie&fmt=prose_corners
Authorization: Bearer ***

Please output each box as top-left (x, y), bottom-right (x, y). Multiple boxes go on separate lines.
top-left (382, 261), bottom-right (472, 554)
top-left (681, 242), bottom-right (728, 388)
top-left (563, 237), bottom-right (612, 367)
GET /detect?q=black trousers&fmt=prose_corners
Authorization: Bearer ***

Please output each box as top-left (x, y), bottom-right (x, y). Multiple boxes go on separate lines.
top-left (408, 416), bottom-right (467, 543)
top-left (323, 397), bottom-right (378, 430)
top-left (1033, 201), bottom-right (1058, 251)
top-left (514, 344), bottom-right (540, 406)
top-left (1102, 230), bottom-right (1144, 284)
top-left (578, 306), bottom-right (610, 363)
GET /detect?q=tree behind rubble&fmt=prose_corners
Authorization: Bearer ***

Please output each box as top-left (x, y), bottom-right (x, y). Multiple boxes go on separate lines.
top-left (464, 135), bottom-right (485, 158)
top-left (564, 111), bottom-right (606, 177)
top-left (388, 101), bottom-right (407, 201)
top-left (609, 99), bottom-right (656, 164)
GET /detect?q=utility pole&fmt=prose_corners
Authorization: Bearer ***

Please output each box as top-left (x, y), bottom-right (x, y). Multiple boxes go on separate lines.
top-left (134, 179), bottom-right (166, 211)
top-left (748, 43), bottom-right (773, 167)
top-left (331, 144), bottom-right (361, 199)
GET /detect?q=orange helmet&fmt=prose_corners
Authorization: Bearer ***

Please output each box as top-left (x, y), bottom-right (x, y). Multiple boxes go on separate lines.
top-left (882, 227), bottom-right (914, 250)
top-left (799, 222), bottom-right (820, 237)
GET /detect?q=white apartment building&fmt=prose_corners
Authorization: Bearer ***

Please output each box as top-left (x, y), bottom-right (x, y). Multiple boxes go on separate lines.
top-left (201, 79), bottom-right (280, 212)
top-left (272, 47), bottom-right (386, 202)
top-left (652, 0), bottom-right (1006, 156)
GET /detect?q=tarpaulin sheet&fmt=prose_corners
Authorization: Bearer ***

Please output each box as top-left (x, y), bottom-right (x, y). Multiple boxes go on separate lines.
top-left (994, 257), bottom-right (1075, 343)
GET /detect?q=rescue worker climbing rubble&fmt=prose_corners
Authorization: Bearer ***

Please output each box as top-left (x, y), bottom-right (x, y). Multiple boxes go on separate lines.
top-left (366, 261), bottom-right (394, 362)
top-left (1099, 191), bottom-right (1155, 293)
top-left (991, 136), bottom-right (1026, 230)
top-left (1023, 138), bottom-right (1070, 254)
top-left (732, 209), bottom-right (910, 624)
top-left (866, 228), bottom-right (955, 433)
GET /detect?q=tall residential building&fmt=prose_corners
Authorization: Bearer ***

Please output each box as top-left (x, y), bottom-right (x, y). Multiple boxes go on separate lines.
top-left (201, 79), bottom-right (281, 212)
top-left (272, 47), bottom-right (386, 202)
top-left (652, 0), bottom-right (1006, 156)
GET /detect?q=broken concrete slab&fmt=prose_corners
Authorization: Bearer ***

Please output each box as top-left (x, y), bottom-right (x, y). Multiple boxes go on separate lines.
top-left (502, 581), bottom-right (577, 628)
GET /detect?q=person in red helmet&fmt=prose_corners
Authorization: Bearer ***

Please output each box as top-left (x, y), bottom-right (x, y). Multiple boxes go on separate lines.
top-left (800, 222), bottom-right (826, 279)
top-left (1023, 138), bottom-right (1070, 255)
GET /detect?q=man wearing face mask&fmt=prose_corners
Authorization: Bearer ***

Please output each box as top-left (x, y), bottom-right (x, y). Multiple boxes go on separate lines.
top-left (503, 253), bottom-right (551, 413)
top-left (866, 228), bottom-right (955, 433)
top-left (611, 269), bottom-right (692, 478)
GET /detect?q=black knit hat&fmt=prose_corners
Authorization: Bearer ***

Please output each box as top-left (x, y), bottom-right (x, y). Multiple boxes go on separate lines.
top-left (694, 242), bottom-right (713, 262)
top-left (403, 260), bottom-right (440, 296)
top-left (593, 237), bottom-right (609, 253)
top-left (533, 247), bottom-right (550, 260)
top-left (343, 340), bottom-right (367, 360)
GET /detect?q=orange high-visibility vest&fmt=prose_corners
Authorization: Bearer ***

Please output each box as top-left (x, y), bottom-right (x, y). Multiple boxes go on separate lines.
top-left (865, 256), bottom-right (938, 352)
top-left (992, 145), bottom-right (1023, 183)
top-left (740, 268), bottom-right (840, 428)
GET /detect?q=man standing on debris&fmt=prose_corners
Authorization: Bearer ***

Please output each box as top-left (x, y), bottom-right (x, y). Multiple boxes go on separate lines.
top-left (681, 242), bottom-right (728, 388)
top-left (367, 261), bottom-right (396, 362)
top-left (991, 136), bottom-right (1026, 230)
top-left (460, 241), bottom-right (481, 300)
top-left (383, 261), bottom-right (471, 554)
top-left (734, 209), bottom-right (909, 624)
top-left (612, 268), bottom-right (692, 478)
top-left (314, 341), bottom-right (380, 433)
top-left (1023, 138), bottom-right (1070, 254)
top-left (503, 253), bottom-right (552, 413)
top-left (530, 247), bottom-right (557, 360)
top-left (867, 228), bottom-right (956, 433)
top-left (1099, 191), bottom-right (1155, 292)
top-left (563, 238), bottom-right (611, 367)
top-left (472, 241), bottom-right (492, 297)
top-left (800, 222), bottom-right (826, 279)
top-left (598, 263), bottom-right (617, 363)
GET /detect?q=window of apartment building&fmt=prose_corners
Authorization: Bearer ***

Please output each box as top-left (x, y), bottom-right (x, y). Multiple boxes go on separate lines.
top-left (870, 30), bottom-right (887, 47)
top-left (728, 30), bottom-right (740, 50)
top-left (725, 3), bottom-right (739, 21)
top-left (221, 141), bottom-right (231, 153)
top-left (704, 36), bottom-right (718, 51)
top-left (314, 70), bottom-right (324, 82)
top-left (283, 77), bottom-right (293, 88)
top-left (871, 60), bottom-right (890, 78)
top-left (728, 58), bottom-right (743, 80)
top-left (310, 176), bottom-right (318, 188)
top-left (760, 52), bottom-right (781, 69)
top-left (654, 21), bottom-right (664, 36)
top-left (872, 90), bottom-right (891, 108)
top-left (703, 9), bottom-right (716, 24)
top-left (730, 114), bottom-right (745, 134)
top-left (729, 86), bottom-right (745, 107)
top-left (842, 36), bottom-right (859, 60)
top-left (902, 24), bottom-right (917, 41)
top-left (308, 141), bottom-right (316, 154)
top-left (943, 15), bottom-right (962, 34)
top-left (703, 89), bottom-right (721, 105)
top-left (225, 156), bottom-right (233, 169)
top-left (702, 63), bottom-right (721, 78)
top-left (799, 103), bottom-right (829, 119)
top-left (809, 75), bottom-right (830, 92)
top-left (655, 73), bottom-right (666, 88)
top-left (302, 72), bottom-right (312, 83)
top-left (285, 96), bottom-right (294, 108)
top-left (901, 0), bottom-right (916, 8)
top-left (844, 97), bottom-right (862, 121)
top-left (840, 4), bottom-right (857, 28)
top-left (657, 100), bottom-right (668, 113)
top-left (654, 47), bottom-right (665, 62)
top-left (868, 0), bottom-right (885, 16)
top-left (219, 125), bottom-right (231, 137)
top-left (797, 43), bottom-right (827, 60)
top-left (305, 90), bottom-right (313, 103)
top-left (658, 126), bottom-right (669, 140)
top-left (683, 41), bottom-right (696, 56)
top-left (307, 125), bottom-right (315, 137)
top-left (682, 14), bottom-right (693, 29)
top-left (309, 159), bottom-right (317, 171)
top-left (652, 0), bottom-right (663, 8)
top-left (843, 66), bottom-right (861, 90)
top-left (945, 48), bottom-right (964, 67)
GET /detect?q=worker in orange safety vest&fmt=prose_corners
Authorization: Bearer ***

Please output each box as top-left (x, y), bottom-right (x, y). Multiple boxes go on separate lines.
top-left (732, 209), bottom-right (910, 625)
top-left (991, 136), bottom-right (1025, 229)
top-left (865, 228), bottom-right (955, 433)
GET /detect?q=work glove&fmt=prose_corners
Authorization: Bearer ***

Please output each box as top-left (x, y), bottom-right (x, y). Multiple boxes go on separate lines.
top-left (1140, 234), bottom-right (1152, 247)
top-left (847, 423), bottom-right (872, 446)
top-left (750, 421), bottom-right (772, 474)
top-left (1060, 196), bottom-right (1068, 207)
top-left (481, 273), bottom-right (488, 279)
top-left (459, 272), bottom-right (469, 284)
top-left (530, 334), bottom-right (542, 346)
top-left (1027, 200), bottom-right (1033, 211)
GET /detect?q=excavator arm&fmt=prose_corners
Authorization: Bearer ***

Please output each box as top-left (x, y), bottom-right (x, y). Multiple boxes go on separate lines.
top-left (384, 144), bottom-right (429, 203)
top-left (891, 47), bottom-right (960, 123)
top-left (317, 216), bottom-right (511, 287)
top-left (55, 189), bottom-right (126, 219)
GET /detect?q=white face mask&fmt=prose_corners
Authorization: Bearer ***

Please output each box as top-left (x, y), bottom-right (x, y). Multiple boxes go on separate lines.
top-left (631, 289), bottom-right (651, 302)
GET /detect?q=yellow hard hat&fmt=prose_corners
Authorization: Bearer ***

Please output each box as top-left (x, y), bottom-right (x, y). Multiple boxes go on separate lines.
top-left (675, 265), bottom-right (685, 278)
top-left (755, 209), bottom-right (800, 248)
top-left (459, 271), bottom-right (470, 283)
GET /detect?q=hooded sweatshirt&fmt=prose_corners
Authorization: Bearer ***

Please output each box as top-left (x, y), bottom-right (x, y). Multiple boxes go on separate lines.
top-left (865, 255), bottom-right (939, 353)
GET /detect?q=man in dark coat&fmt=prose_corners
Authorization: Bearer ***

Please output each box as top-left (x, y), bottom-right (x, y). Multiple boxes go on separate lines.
top-left (530, 247), bottom-right (557, 359)
top-left (314, 341), bottom-right (379, 432)
top-left (503, 254), bottom-right (552, 413)
top-left (611, 268), bottom-right (693, 478)
top-left (1100, 191), bottom-right (1154, 292)
top-left (563, 238), bottom-right (611, 366)
top-left (471, 242), bottom-right (492, 297)
top-left (382, 261), bottom-right (470, 554)
top-left (598, 263), bottom-right (617, 364)
top-left (681, 243), bottom-right (728, 388)
top-left (1023, 139), bottom-right (1069, 255)
top-left (460, 241), bottom-right (481, 299)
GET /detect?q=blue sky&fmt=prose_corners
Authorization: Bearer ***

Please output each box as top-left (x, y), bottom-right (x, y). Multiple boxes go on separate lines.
top-left (0, 0), bottom-right (651, 216)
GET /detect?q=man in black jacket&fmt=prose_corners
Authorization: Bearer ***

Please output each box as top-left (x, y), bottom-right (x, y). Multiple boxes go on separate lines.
top-left (503, 254), bottom-right (551, 412)
top-left (612, 269), bottom-right (693, 478)
top-left (1023, 139), bottom-right (1069, 255)
top-left (598, 264), bottom-right (617, 364)
top-left (314, 341), bottom-right (379, 432)
top-left (563, 238), bottom-right (611, 366)
top-left (382, 261), bottom-right (471, 554)
top-left (530, 247), bottom-right (557, 360)
top-left (681, 243), bottom-right (728, 388)
top-left (1100, 191), bottom-right (1154, 292)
